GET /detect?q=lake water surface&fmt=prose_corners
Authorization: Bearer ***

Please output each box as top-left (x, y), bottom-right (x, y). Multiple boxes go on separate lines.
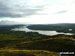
top-left (12, 26), bottom-right (73, 36)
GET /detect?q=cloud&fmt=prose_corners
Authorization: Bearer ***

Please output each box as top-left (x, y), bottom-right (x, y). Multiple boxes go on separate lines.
top-left (56, 10), bottom-right (67, 14)
top-left (0, 0), bottom-right (75, 24)
top-left (0, 0), bottom-right (42, 18)
top-left (0, 20), bottom-right (20, 25)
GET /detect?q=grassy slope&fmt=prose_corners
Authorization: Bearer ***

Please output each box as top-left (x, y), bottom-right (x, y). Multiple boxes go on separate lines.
top-left (0, 32), bottom-right (59, 56)
top-left (0, 31), bottom-right (75, 56)
top-left (0, 33), bottom-right (75, 51)
top-left (15, 36), bottom-right (75, 52)
top-left (0, 50), bottom-right (59, 56)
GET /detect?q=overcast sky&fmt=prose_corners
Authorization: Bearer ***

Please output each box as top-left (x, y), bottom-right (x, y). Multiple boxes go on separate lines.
top-left (0, 0), bottom-right (75, 24)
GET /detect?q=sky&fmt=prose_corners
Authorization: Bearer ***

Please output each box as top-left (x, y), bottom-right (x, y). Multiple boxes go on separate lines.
top-left (0, 0), bottom-right (75, 24)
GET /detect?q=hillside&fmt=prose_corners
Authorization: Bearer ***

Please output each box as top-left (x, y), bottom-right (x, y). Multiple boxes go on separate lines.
top-left (0, 50), bottom-right (59, 56)
top-left (0, 32), bottom-right (75, 56)
top-left (0, 32), bottom-right (75, 53)
top-left (0, 24), bottom-right (75, 56)
top-left (27, 23), bottom-right (75, 33)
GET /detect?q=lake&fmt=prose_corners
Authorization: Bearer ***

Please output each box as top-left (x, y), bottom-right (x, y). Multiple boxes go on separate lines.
top-left (12, 26), bottom-right (73, 36)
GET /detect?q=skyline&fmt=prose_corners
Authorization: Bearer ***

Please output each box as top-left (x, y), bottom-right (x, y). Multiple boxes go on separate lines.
top-left (0, 0), bottom-right (75, 24)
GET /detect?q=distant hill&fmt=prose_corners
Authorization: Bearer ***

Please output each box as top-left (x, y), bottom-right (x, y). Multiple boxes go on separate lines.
top-left (27, 23), bottom-right (75, 33)
top-left (0, 24), bottom-right (25, 33)
top-left (1, 23), bottom-right (75, 33)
